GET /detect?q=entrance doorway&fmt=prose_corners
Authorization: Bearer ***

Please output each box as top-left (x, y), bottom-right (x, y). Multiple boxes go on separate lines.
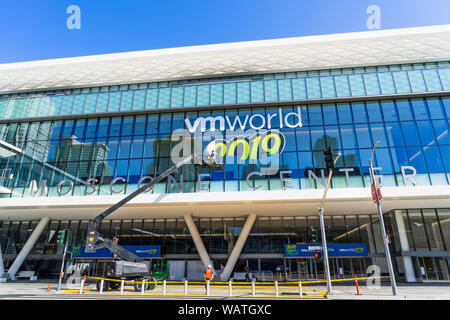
top-left (414, 256), bottom-right (450, 281)
top-left (287, 257), bottom-right (368, 280)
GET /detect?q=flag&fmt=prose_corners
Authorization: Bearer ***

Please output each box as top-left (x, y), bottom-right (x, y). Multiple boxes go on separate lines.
top-left (371, 177), bottom-right (383, 203)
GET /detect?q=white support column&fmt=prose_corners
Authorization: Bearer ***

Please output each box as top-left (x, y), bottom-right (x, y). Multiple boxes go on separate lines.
top-left (220, 213), bottom-right (257, 281)
top-left (394, 210), bottom-right (416, 282)
top-left (183, 214), bottom-right (215, 273)
top-left (8, 217), bottom-right (49, 279)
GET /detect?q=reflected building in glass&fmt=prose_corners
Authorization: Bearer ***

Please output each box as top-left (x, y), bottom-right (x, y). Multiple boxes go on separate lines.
top-left (0, 25), bottom-right (449, 282)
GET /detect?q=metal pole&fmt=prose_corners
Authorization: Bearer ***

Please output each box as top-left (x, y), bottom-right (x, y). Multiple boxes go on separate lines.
top-left (58, 230), bottom-right (69, 291)
top-left (317, 153), bottom-right (340, 296)
top-left (319, 205), bottom-right (333, 295)
top-left (369, 159), bottom-right (398, 296)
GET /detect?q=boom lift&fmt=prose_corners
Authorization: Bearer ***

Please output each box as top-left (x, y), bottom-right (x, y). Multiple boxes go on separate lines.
top-left (85, 152), bottom-right (217, 292)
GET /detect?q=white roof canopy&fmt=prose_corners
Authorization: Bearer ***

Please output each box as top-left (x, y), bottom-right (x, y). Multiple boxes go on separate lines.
top-left (1, 24), bottom-right (450, 94)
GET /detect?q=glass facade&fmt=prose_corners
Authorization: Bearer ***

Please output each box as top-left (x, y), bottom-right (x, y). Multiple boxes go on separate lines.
top-left (1, 62), bottom-right (450, 121)
top-left (1, 96), bottom-right (449, 198)
top-left (1, 60), bottom-right (449, 282)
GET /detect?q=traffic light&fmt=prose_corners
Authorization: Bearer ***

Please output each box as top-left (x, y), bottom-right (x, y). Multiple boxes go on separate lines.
top-left (324, 146), bottom-right (335, 169)
top-left (57, 230), bottom-right (66, 245)
top-left (313, 251), bottom-right (322, 259)
top-left (310, 227), bottom-right (319, 243)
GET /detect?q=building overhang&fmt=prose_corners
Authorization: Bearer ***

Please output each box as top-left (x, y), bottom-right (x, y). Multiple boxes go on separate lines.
top-left (1, 25), bottom-right (450, 94)
top-left (0, 185), bottom-right (449, 221)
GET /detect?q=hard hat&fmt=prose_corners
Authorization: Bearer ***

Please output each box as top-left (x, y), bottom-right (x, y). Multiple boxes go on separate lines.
top-left (208, 264), bottom-right (212, 268)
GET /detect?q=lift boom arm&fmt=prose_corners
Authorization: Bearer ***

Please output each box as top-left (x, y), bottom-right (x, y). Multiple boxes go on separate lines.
top-left (85, 154), bottom-right (201, 259)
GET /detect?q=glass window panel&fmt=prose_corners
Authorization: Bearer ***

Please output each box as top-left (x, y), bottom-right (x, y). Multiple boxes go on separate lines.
top-left (37, 97), bottom-right (52, 117)
top-left (426, 98), bottom-right (445, 119)
top-left (108, 92), bottom-right (121, 112)
top-left (72, 95), bottom-right (86, 114)
top-left (392, 71), bottom-right (411, 93)
top-left (334, 75), bottom-right (351, 97)
top-left (438, 68), bottom-right (450, 90)
top-left (50, 96), bottom-right (63, 116)
top-left (348, 74), bottom-right (366, 96)
top-left (237, 82), bottom-right (250, 104)
top-left (336, 103), bottom-right (353, 124)
top-left (278, 79), bottom-right (293, 100)
top-left (324, 126), bottom-right (341, 149)
top-left (406, 147), bottom-right (428, 173)
top-left (250, 81), bottom-right (264, 103)
top-left (145, 88), bottom-right (158, 109)
top-left (159, 114), bottom-right (172, 133)
top-left (60, 96), bottom-right (74, 115)
top-left (416, 120), bottom-right (436, 146)
top-left (308, 105), bottom-right (323, 125)
top-left (184, 86), bottom-right (197, 107)
top-left (310, 126), bottom-right (325, 150)
top-left (340, 125), bottom-right (356, 149)
top-left (132, 89), bottom-right (146, 111)
top-left (197, 85), bottom-right (210, 106)
top-left (306, 77), bottom-right (321, 99)
top-left (407, 210), bottom-right (429, 251)
top-left (73, 120), bottom-right (85, 138)
top-left (374, 148), bottom-right (393, 175)
top-left (439, 146), bottom-right (450, 172)
top-left (170, 87), bottom-right (184, 108)
top-left (423, 69), bottom-right (443, 91)
top-left (84, 119), bottom-right (97, 138)
top-left (210, 84), bottom-right (223, 105)
top-left (351, 102), bottom-right (368, 123)
top-left (292, 78), bottom-right (307, 99)
top-left (423, 146), bottom-right (444, 173)
top-left (366, 101), bottom-right (383, 122)
top-left (396, 99), bottom-right (413, 121)
top-left (385, 122), bottom-right (404, 147)
top-left (363, 73), bottom-right (381, 95)
top-left (157, 88), bottom-right (171, 109)
top-left (322, 104), bottom-right (338, 125)
top-left (370, 123), bottom-right (388, 147)
top-left (355, 124), bottom-right (372, 148)
top-left (411, 99), bottom-right (429, 120)
top-left (143, 135), bottom-right (158, 158)
top-left (320, 76), bottom-right (336, 98)
top-left (264, 80), bottom-right (278, 102)
top-left (296, 127), bottom-right (311, 151)
top-left (84, 94), bottom-right (98, 114)
top-left (119, 91), bottom-right (133, 111)
top-left (121, 116), bottom-right (134, 136)
top-left (407, 70), bottom-right (427, 92)
top-left (108, 118), bottom-right (121, 137)
top-left (146, 114), bottom-right (159, 134)
top-left (96, 93), bottom-right (109, 113)
top-left (380, 100), bottom-right (398, 122)
top-left (437, 209), bottom-right (450, 251)
top-left (378, 72), bottom-right (397, 94)
top-left (223, 83), bottom-right (237, 104)
top-left (401, 122), bottom-right (421, 146)
top-left (433, 120), bottom-right (450, 145)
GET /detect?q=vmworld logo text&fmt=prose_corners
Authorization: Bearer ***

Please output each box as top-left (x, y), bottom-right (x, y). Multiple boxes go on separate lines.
top-left (184, 107), bottom-right (302, 133)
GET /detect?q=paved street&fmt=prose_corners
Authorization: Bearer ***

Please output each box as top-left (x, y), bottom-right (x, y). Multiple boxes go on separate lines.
top-left (0, 280), bottom-right (448, 300)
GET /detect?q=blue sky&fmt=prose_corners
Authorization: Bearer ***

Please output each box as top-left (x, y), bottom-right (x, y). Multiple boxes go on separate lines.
top-left (1, 0), bottom-right (450, 63)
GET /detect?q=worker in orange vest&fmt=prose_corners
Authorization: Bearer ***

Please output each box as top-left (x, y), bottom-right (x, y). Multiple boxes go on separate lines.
top-left (204, 264), bottom-right (214, 294)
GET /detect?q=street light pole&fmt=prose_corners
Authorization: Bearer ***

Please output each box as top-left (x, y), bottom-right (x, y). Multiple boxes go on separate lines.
top-left (318, 151), bottom-right (340, 296)
top-left (369, 141), bottom-right (398, 296)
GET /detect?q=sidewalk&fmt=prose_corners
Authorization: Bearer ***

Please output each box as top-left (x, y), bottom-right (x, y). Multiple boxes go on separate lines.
top-left (326, 283), bottom-right (450, 300)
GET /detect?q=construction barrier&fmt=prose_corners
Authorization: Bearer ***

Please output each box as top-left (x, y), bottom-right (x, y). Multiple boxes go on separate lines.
top-left (63, 275), bottom-right (392, 298)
